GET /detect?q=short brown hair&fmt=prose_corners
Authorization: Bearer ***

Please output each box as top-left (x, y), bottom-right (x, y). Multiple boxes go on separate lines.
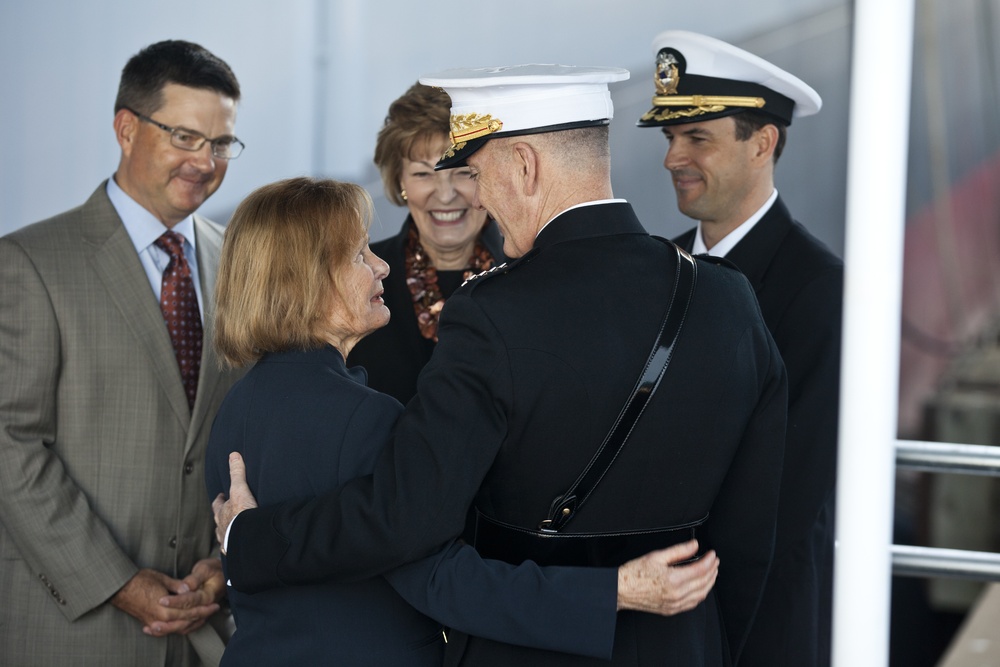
top-left (214, 177), bottom-right (372, 367)
top-left (373, 83), bottom-right (452, 206)
top-left (732, 110), bottom-right (787, 164)
top-left (115, 40), bottom-right (240, 116)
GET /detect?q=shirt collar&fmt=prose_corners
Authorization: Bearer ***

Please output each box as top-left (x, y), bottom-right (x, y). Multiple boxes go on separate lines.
top-left (692, 189), bottom-right (777, 257)
top-left (107, 176), bottom-right (197, 254)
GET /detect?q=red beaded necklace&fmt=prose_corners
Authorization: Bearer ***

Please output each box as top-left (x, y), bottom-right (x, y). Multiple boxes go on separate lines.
top-left (404, 223), bottom-right (494, 341)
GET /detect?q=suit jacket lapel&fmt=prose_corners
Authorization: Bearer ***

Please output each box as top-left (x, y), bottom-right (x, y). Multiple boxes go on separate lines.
top-left (82, 184), bottom-right (193, 428)
top-left (673, 228), bottom-right (697, 253)
top-left (673, 197), bottom-right (794, 294)
top-left (188, 215), bottom-right (225, 452)
top-left (722, 196), bottom-right (794, 292)
top-left (377, 218), bottom-right (430, 368)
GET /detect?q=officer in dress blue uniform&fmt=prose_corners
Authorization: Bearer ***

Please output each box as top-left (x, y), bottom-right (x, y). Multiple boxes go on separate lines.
top-left (637, 30), bottom-right (845, 667)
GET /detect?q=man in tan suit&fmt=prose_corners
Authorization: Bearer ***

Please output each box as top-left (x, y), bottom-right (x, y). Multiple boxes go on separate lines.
top-left (0, 40), bottom-right (243, 665)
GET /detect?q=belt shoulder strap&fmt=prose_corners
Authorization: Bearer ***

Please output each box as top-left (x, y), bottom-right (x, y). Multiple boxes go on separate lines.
top-left (541, 241), bottom-right (697, 532)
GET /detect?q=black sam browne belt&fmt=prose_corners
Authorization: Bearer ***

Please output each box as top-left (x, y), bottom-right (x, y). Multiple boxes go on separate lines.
top-left (472, 508), bottom-right (708, 567)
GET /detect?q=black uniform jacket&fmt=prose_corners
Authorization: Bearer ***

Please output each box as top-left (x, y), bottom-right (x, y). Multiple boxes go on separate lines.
top-left (227, 202), bottom-right (788, 666)
top-left (348, 216), bottom-right (506, 404)
top-left (675, 195), bottom-right (844, 667)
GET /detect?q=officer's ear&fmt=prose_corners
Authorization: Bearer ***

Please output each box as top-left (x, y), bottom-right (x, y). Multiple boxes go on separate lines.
top-left (753, 123), bottom-right (780, 165)
top-left (511, 141), bottom-right (539, 196)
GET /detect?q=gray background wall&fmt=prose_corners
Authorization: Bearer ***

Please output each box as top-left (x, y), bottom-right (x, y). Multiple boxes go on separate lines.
top-left (0, 0), bottom-right (848, 254)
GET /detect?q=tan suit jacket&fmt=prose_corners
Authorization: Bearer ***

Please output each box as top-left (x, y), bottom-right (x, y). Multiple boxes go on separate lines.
top-left (0, 183), bottom-right (240, 666)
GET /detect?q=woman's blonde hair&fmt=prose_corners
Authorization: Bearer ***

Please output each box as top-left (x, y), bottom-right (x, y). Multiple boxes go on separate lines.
top-left (373, 82), bottom-right (452, 207)
top-left (214, 177), bottom-right (373, 367)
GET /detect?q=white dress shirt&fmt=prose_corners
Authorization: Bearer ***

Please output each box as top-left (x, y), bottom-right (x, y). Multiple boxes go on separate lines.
top-left (692, 189), bottom-right (778, 257)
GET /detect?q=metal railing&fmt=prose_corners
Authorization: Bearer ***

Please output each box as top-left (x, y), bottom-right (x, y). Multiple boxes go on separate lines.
top-left (896, 440), bottom-right (1000, 477)
top-left (892, 439), bottom-right (1000, 582)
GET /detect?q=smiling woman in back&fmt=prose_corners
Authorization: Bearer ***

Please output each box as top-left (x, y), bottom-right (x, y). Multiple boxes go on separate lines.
top-left (348, 83), bottom-right (504, 403)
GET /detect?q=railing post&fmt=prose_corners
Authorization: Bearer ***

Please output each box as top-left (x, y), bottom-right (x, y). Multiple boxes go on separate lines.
top-left (833, 0), bottom-right (916, 664)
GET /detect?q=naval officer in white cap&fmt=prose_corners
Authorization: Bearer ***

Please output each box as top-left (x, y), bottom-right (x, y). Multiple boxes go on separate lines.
top-left (638, 30), bottom-right (844, 667)
top-left (216, 63), bottom-right (787, 667)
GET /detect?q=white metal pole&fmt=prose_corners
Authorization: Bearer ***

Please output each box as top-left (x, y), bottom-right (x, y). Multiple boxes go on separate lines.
top-left (833, 0), bottom-right (915, 664)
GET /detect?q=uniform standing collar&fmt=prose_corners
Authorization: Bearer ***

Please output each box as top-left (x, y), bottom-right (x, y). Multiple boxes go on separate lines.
top-left (534, 201), bottom-right (645, 250)
top-left (537, 198), bottom-right (628, 239)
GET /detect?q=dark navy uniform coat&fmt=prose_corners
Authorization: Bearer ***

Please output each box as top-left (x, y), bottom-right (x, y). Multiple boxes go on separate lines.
top-left (675, 195), bottom-right (844, 667)
top-left (226, 202), bottom-right (788, 666)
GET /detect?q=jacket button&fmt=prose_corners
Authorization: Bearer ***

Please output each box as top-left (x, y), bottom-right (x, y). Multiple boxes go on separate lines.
top-left (168, 536), bottom-right (177, 548)
top-left (38, 574), bottom-right (65, 604)
top-left (184, 461), bottom-right (194, 474)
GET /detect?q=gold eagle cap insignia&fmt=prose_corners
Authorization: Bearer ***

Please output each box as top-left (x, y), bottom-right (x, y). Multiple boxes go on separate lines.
top-left (654, 50), bottom-right (681, 96)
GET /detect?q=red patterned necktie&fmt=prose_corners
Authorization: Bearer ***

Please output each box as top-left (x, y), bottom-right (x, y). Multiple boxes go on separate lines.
top-left (155, 231), bottom-right (203, 411)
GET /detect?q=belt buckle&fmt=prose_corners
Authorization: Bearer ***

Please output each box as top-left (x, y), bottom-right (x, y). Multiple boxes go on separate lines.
top-left (538, 519), bottom-right (558, 534)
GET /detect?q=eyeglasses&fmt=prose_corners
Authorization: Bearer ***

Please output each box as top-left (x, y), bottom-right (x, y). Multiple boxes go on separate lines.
top-left (125, 107), bottom-right (245, 160)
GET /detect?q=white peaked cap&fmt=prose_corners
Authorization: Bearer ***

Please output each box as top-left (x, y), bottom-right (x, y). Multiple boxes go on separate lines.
top-left (419, 64), bottom-right (630, 168)
top-left (637, 30), bottom-right (820, 127)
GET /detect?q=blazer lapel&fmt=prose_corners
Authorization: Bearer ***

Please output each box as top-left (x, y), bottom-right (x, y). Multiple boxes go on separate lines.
top-left (673, 228), bottom-right (697, 254)
top-left (722, 196), bottom-right (794, 292)
top-left (380, 217), bottom-right (435, 366)
top-left (187, 215), bottom-right (225, 452)
top-left (82, 184), bottom-right (192, 429)
top-left (673, 197), bottom-right (795, 293)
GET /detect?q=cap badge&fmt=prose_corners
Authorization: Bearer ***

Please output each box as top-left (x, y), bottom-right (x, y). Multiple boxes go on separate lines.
top-left (641, 46), bottom-right (765, 123)
top-left (654, 49), bottom-right (681, 95)
top-left (444, 113), bottom-right (504, 158)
